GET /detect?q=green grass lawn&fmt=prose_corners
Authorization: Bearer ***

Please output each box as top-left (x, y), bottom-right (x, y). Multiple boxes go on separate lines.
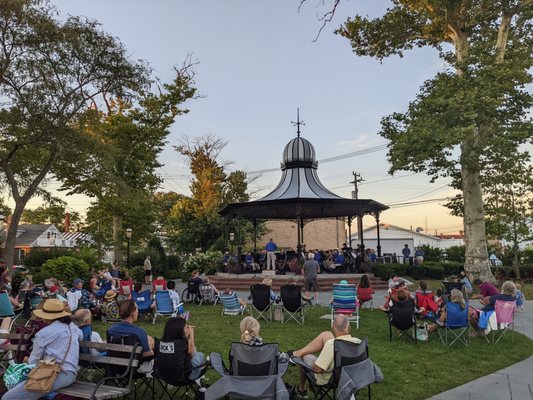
top-left (92, 304), bottom-right (533, 400)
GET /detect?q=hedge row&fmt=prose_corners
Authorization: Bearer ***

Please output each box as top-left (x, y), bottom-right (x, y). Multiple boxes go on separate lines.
top-left (373, 262), bottom-right (533, 282)
top-left (373, 262), bottom-right (463, 281)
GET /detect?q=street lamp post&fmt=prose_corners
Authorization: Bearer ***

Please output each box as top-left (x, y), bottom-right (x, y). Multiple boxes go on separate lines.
top-left (125, 228), bottom-right (132, 268)
top-left (0, 215), bottom-right (5, 262)
top-left (229, 232), bottom-right (235, 255)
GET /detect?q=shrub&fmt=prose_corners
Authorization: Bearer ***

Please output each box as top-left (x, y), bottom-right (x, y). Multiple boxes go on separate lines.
top-left (129, 266), bottom-right (145, 283)
top-left (443, 246), bottom-right (465, 263)
top-left (40, 256), bottom-right (89, 283)
top-left (424, 265), bottom-right (445, 279)
top-left (182, 251), bottom-right (223, 278)
top-left (24, 248), bottom-right (74, 271)
top-left (167, 254), bottom-right (184, 271)
top-left (419, 245), bottom-right (443, 262)
top-left (491, 265), bottom-right (533, 282)
top-left (373, 263), bottom-right (406, 280)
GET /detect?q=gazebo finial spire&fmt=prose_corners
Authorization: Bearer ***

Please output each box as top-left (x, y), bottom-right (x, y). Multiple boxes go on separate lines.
top-left (291, 107), bottom-right (305, 137)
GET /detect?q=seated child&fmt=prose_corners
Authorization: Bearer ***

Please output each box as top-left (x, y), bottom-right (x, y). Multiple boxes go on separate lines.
top-left (515, 283), bottom-right (525, 312)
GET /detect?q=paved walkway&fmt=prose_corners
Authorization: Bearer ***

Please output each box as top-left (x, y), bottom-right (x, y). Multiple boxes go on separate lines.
top-left (427, 300), bottom-right (533, 400)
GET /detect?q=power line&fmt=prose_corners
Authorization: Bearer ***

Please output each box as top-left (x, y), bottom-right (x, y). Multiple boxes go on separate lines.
top-left (247, 143), bottom-right (388, 175)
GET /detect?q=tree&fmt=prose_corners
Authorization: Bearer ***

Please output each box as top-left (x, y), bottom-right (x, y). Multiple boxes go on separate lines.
top-left (170, 135), bottom-right (254, 252)
top-left (57, 53), bottom-right (197, 264)
top-left (306, 0), bottom-right (533, 281)
top-left (484, 159), bottom-right (533, 277)
top-left (22, 203), bottom-right (81, 231)
top-left (0, 0), bottom-right (146, 267)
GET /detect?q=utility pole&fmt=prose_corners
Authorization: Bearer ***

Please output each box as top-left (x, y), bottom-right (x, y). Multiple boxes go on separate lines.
top-left (350, 172), bottom-right (364, 250)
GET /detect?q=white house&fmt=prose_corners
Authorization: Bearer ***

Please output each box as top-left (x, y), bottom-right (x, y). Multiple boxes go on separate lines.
top-left (7, 224), bottom-right (75, 264)
top-left (351, 223), bottom-right (464, 256)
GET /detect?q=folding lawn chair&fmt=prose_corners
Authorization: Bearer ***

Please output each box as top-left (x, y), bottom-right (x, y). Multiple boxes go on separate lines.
top-left (415, 290), bottom-right (438, 320)
top-left (199, 283), bottom-right (219, 306)
top-left (280, 284), bottom-right (305, 325)
top-left (132, 290), bottom-right (153, 321)
top-left (152, 278), bottom-right (167, 292)
top-left (331, 284), bottom-right (359, 329)
top-left (291, 337), bottom-right (381, 400)
top-left (95, 281), bottom-right (113, 299)
top-left (207, 342), bottom-right (289, 399)
top-left (441, 281), bottom-right (464, 297)
top-left (152, 290), bottom-right (183, 325)
top-left (251, 284), bottom-right (272, 323)
top-left (152, 338), bottom-right (209, 400)
top-left (388, 299), bottom-right (417, 343)
top-left (0, 293), bottom-right (21, 330)
top-left (220, 292), bottom-right (245, 316)
top-left (491, 300), bottom-right (516, 344)
top-left (119, 280), bottom-right (134, 298)
top-left (438, 300), bottom-right (470, 346)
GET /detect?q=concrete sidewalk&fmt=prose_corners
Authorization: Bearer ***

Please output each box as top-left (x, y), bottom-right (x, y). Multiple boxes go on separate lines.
top-left (428, 300), bottom-right (533, 400)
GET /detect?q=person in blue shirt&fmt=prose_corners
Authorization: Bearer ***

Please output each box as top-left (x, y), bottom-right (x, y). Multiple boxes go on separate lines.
top-left (414, 247), bottom-right (424, 265)
top-left (265, 238), bottom-right (278, 270)
top-left (244, 252), bottom-right (255, 273)
top-left (402, 244), bottom-right (411, 265)
top-left (107, 300), bottom-right (154, 360)
top-left (334, 251), bottom-right (345, 265)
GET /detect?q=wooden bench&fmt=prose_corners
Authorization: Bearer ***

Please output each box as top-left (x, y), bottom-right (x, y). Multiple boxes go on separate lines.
top-left (0, 332), bottom-right (32, 373)
top-left (56, 341), bottom-right (142, 400)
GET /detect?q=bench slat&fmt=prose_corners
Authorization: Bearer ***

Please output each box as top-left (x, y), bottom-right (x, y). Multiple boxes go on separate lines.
top-left (0, 344), bottom-right (27, 351)
top-left (57, 381), bottom-right (130, 400)
top-left (79, 354), bottom-right (140, 367)
top-left (0, 333), bottom-right (32, 340)
top-left (79, 341), bottom-right (142, 353)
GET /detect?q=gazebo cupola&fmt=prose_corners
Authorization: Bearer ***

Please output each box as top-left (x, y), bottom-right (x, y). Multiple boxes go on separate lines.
top-left (260, 136), bottom-right (340, 201)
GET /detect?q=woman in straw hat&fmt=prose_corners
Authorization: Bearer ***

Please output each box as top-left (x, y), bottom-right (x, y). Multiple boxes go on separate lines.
top-left (3, 299), bottom-right (82, 399)
top-left (101, 290), bottom-right (119, 321)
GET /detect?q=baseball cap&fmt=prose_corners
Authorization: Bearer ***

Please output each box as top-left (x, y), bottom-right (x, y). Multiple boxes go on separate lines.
top-left (72, 278), bottom-right (82, 286)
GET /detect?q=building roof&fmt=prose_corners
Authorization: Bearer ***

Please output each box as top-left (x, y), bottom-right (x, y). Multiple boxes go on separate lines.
top-left (219, 134), bottom-right (388, 219)
top-left (14, 224), bottom-right (54, 247)
top-left (62, 231), bottom-right (94, 245)
top-left (355, 223), bottom-right (441, 241)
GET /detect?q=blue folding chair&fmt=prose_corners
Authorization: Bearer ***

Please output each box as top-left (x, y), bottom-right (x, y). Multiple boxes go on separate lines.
top-left (152, 291), bottom-right (184, 325)
top-left (439, 300), bottom-right (470, 346)
top-left (95, 281), bottom-right (112, 298)
top-left (0, 293), bottom-right (20, 330)
top-left (132, 289), bottom-right (153, 321)
top-left (220, 292), bottom-right (245, 316)
top-left (331, 284), bottom-right (359, 329)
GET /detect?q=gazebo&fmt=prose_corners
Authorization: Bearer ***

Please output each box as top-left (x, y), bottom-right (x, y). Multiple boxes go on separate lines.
top-left (219, 134), bottom-right (389, 256)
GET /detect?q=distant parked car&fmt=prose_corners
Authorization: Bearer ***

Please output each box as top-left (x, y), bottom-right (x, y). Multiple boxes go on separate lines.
top-left (11, 265), bottom-right (28, 274)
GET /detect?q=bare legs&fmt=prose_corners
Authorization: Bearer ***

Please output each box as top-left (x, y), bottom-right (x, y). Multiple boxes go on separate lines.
top-left (293, 331), bottom-right (334, 391)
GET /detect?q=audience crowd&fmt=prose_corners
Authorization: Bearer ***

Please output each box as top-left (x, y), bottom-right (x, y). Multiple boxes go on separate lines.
top-left (0, 258), bottom-right (526, 399)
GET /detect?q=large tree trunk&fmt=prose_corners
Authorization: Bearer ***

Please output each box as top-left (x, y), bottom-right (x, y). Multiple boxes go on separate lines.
top-left (112, 214), bottom-right (123, 264)
top-left (4, 202), bottom-right (25, 268)
top-left (461, 141), bottom-right (494, 282)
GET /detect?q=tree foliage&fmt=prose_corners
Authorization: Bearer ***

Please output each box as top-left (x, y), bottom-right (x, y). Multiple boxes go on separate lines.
top-left (308, 0), bottom-right (533, 281)
top-left (169, 135), bottom-right (253, 252)
top-left (0, 0), bottom-right (147, 267)
top-left (22, 203), bottom-right (81, 231)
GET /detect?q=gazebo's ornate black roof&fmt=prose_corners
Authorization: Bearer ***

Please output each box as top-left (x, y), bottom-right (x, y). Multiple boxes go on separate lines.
top-left (219, 134), bottom-right (388, 220)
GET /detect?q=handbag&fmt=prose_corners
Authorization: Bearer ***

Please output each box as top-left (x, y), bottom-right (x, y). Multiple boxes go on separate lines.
top-left (24, 327), bottom-right (73, 393)
top-left (413, 323), bottom-right (429, 341)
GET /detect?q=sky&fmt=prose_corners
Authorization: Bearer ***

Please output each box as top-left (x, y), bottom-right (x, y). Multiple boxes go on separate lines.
top-left (7, 0), bottom-right (464, 235)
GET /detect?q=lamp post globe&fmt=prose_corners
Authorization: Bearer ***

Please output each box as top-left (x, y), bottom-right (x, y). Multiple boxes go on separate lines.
top-left (125, 228), bottom-right (132, 268)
